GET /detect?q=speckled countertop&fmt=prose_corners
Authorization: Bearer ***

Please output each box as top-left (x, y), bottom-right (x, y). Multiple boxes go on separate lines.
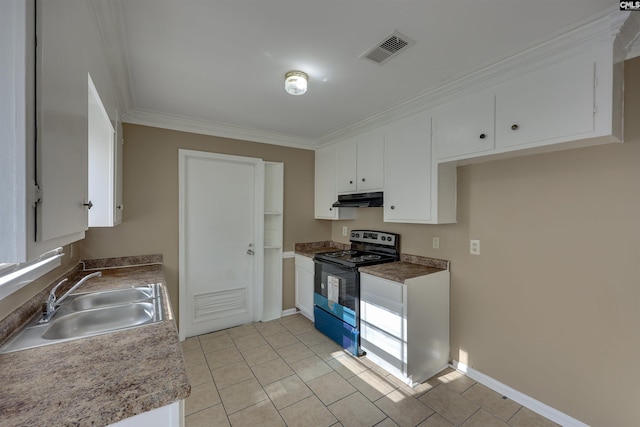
top-left (0, 260), bottom-right (190, 427)
top-left (294, 241), bottom-right (350, 258)
top-left (359, 254), bottom-right (450, 283)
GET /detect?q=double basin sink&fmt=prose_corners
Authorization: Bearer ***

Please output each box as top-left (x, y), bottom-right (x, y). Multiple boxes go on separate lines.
top-left (0, 284), bottom-right (164, 353)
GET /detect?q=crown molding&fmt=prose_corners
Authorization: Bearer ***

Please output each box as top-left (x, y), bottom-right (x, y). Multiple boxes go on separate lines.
top-left (88, 0), bottom-right (134, 114)
top-left (315, 7), bottom-right (634, 148)
top-left (123, 109), bottom-right (316, 150)
top-left (616, 11), bottom-right (640, 60)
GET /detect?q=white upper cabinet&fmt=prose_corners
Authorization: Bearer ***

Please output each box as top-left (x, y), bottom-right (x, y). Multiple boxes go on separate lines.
top-left (88, 76), bottom-right (120, 228)
top-left (37, 0), bottom-right (92, 243)
top-left (433, 42), bottom-right (622, 164)
top-left (336, 129), bottom-right (384, 194)
top-left (383, 112), bottom-right (457, 224)
top-left (0, 0), bottom-right (123, 262)
top-left (433, 92), bottom-right (495, 161)
top-left (315, 145), bottom-right (355, 220)
top-left (335, 139), bottom-right (357, 193)
top-left (384, 112), bottom-right (432, 223)
top-left (495, 50), bottom-right (597, 149)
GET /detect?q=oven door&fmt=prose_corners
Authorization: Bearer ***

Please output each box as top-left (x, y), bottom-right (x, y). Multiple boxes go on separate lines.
top-left (314, 260), bottom-right (358, 327)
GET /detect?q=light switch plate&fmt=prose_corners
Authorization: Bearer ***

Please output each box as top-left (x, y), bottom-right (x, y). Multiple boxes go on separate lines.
top-left (470, 239), bottom-right (480, 255)
top-left (432, 237), bottom-right (440, 249)
top-left (342, 226), bottom-right (348, 236)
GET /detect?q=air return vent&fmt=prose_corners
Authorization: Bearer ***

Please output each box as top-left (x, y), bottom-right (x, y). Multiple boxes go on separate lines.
top-left (361, 31), bottom-right (416, 65)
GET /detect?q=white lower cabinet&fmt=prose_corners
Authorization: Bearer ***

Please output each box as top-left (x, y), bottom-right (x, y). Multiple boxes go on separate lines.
top-left (294, 255), bottom-right (315, 321)
top-left (360, 271), bottom-right (450, 386)
top-left (108, 400), bottom-right (182, 427)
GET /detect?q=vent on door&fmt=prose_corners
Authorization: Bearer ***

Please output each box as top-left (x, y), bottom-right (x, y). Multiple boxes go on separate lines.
top-left (193, 289), bottom-right (247, 322)
top-left (361, 31), bottom-right (416, 65)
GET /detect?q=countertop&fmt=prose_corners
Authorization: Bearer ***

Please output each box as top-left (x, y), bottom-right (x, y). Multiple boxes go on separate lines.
top-left (294, 241), bottom-right (450, 283)
top-left (359, 254), bottom-right (450, 283)
top-left (294, 241), bottom-right (350, 258)
top-left (0, 263), bottom-right (190, 427)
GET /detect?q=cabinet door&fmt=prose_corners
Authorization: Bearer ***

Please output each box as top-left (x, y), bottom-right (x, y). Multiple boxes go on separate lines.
top-left (37, 0), bottom-right (91, 242)
top-left (335, 139), bottom-right (357, 193)
top-left (384, 112), bottom-right (432, 223)
top-left (496, 54), bottom-right (595, 149)
top-left (87, 77), bottom-right (116, 227)
top-left (294, 256), bottom-right (315, 321)
top-left (433, 93), bottom-right (495, 161)
top-left (315, 146), bottom-right (338, 219)
top-left (355, 129), bottom-right (384, 192)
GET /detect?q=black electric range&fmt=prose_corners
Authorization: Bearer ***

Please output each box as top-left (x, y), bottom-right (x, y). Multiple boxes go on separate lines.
top-left (313, 230), bottom-right (399, 356)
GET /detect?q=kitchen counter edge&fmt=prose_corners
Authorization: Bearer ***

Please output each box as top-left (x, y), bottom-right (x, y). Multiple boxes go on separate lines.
top-left (359, 254), bottom-right (450, 283)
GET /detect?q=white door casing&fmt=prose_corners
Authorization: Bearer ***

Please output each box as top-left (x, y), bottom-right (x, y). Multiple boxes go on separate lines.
top-left (178, 150), bottom-right (264, 339)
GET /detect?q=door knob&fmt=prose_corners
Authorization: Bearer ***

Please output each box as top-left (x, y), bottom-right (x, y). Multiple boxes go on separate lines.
top-left (83, 201), bottom-right (93, 209)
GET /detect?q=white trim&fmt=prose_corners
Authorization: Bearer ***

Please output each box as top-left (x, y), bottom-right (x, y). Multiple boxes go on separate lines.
top-left (282, 251), bottom-right (295, 259)
top-left (86, 0), bottom-right (134, 114)
top-left (281, 308), bottom-right (298, 317)
top-left (178, 149), bottom-right (264, 341)
top-left (124, 109), bottom-right (315, 150)
top-left (451, 360), bottom-right (589, 427)
top-left (0, 249), bottom-right (64, 300)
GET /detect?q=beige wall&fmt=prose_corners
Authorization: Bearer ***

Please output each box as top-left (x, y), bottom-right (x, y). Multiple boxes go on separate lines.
top-left (329, 57), bottom-right (640, 427)
top-left (81, 125), bottom-right (331, 317)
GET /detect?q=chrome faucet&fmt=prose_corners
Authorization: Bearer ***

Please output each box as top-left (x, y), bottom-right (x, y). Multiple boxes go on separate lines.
top-left (40, 271), bottom-right (102, 323)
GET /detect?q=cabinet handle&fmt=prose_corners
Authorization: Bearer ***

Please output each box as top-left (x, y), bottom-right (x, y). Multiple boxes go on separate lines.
top-left (511, 124), bottom-right (519, 130)
top-left (479, 133), bottom-right (486, 139)
top-left (349, 180), bottom-right (353, 184)
top-left (390, 205), bottom-right (395, 210)
top-left (361, 178), bottom-right (366, 182)
top-left (116, 205), bottom-right (123, 210)
top-left (83, 201), bottom-right (93, 209)
top-left (329, 207), bottom-right (333, 211)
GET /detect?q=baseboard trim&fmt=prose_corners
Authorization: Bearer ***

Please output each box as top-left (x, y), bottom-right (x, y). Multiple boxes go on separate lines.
top-left (281, 308), bottom-right (298, 317)
top-left (451, 360), bottom-right (589, 427)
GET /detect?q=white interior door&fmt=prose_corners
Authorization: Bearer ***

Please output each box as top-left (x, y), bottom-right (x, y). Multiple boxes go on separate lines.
top-left (179, 150), bottom-right (264, 338)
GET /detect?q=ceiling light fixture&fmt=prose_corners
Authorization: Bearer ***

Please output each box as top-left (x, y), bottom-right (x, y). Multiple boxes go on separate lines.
top-left (284, 71), bottom-right (308, 95)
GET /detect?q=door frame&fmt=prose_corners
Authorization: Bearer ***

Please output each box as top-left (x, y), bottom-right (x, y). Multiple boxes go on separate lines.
top-left (178, 149), bottom-right (264, 341)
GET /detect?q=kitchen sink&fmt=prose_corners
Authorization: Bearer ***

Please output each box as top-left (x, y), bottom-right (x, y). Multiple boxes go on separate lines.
top-left (42, 302), bottom-right (158, 340)
top-left (59, 286), bottom-right (156, 312)
top-left (0, 284), bottom-right (164, 354)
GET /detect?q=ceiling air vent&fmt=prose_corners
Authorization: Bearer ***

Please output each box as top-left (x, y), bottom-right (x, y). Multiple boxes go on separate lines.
top-left (361, 31), bottom-right (416, 65)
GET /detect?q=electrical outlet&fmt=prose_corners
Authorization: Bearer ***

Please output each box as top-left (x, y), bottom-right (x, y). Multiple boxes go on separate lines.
top-left (342, 226), bottom-right (348, 236)
top-left (432, 237), bottom-right (440, 250)
top-left (470, 239), bottom-right (480, 255)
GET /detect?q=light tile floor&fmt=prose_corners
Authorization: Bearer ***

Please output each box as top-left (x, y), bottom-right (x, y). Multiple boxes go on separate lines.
top-left (183, 314), bottom-right (559, 427)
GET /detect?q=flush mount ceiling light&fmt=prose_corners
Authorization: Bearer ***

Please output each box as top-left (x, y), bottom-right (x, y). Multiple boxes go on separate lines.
top-left (284, 71), bottom-right (308, 95)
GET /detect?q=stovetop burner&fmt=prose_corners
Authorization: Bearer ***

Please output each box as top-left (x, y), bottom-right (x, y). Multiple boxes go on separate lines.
top-left (313, 230), bottom-right (400, 268)
top-left (346, 254), bottom-right (382, 263)
top-left (325, 250), bottom-right (357, 257)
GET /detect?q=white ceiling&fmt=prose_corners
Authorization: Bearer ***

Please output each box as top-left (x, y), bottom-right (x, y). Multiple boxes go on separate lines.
top-left (109, 0), bottom-right (618, 147)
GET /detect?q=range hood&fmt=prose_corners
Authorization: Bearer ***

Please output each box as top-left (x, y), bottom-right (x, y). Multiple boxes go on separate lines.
top-left (332, 192), bottom-right (383, 208)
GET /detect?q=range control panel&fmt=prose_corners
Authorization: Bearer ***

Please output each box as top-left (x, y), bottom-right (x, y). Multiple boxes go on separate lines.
top-left (350, 230), bottom-right (397, 247)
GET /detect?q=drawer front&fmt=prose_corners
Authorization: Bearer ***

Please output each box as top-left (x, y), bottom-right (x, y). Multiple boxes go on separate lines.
top-left (361, 322), bottom-right (406, 370)
top-left (361, 274), bottom-right (403, 303)
top-left (360, 294), bottom-right (404, 338)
